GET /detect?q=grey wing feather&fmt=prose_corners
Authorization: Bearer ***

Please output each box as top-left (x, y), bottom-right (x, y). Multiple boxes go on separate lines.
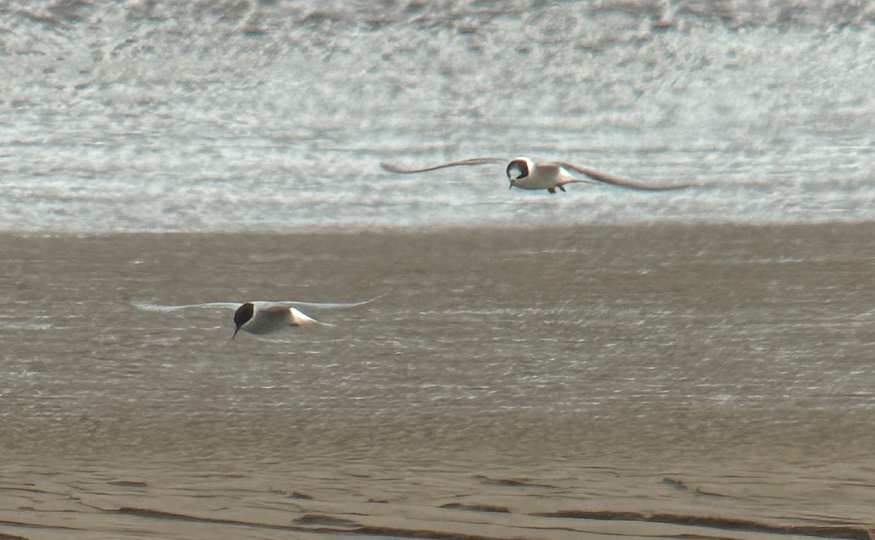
top-left (258, 305), bottom-right (294, 323)
top-left (380, 157), bottom-right (506, 174)
top-left (131, 301), bottom-right (241, 311)
top-left (131, 295), bottom-right (384, 312)
top-left (257, 305), bottom-right (332, 327)
top-left (555, 162), bottom-right (691, 191)
top-left (536, 163), bottom-right (598, 185)
top-left (259, 305), bottom-right (291, 315)
top-left (278, 294), bottom-right (385, 309)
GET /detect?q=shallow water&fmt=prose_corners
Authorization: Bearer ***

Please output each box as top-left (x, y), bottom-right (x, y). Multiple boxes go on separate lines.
top-left (2, 1), bottom-right (875, 231)
top-left (3, 1), bottom-right (875, 537)
top-left (2, 224), bottom-right (875, 537)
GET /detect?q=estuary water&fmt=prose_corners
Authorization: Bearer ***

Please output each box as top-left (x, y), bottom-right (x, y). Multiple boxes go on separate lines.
top-left (1, 0), bottom-right (875, 231)
top-left (2, 1), bottom-right (875, 539)
top-left (3, 225), bottom-right (875, 538)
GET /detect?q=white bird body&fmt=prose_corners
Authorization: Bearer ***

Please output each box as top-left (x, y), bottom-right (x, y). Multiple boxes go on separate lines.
top-left (131, 296), bottom-right (384, 339)
top-left (506, 158), bottom-right (590, 192)
top-left (381, 156), bottom-right (690, 194)
top-left (232, 302), bottom-right (324, 339)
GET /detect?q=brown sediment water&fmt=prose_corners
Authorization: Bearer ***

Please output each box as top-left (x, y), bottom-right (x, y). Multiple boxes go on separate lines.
top-left (1, 222), bottom-right (874, 538)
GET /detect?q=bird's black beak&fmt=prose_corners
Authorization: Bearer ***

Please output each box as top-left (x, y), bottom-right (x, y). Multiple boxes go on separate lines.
top-left (232, 327), bottom-right (239, 340)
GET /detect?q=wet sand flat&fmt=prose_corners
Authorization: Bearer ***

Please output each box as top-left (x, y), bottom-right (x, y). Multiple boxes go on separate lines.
top-left (1, 457), bottom-right (874, 539)
top-left (1, 223), bottom-right (875, 538)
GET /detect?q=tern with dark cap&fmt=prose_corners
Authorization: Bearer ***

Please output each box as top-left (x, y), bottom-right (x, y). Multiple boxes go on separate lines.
top-left (381, 156), bottom-right (690, 194)
top-left (131, 296), bottom-right (384, 338)
top-left (232, 302), bottom-right (329, 339)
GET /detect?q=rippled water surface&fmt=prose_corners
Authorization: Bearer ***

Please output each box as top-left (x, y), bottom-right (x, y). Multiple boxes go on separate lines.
top-left (3, 225), bottom-right (875, 538)
top-left (2, 0), bottom-right (875, 230)
top-left (2, 1), bottom-right (875, 538)
top-left (4, 224), bottom-right (875, 461)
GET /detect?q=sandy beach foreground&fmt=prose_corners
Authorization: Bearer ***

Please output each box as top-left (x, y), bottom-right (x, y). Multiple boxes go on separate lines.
top-left (2, 223), bottom-right (875, 538)
top-left (2, 456), bottom-right (874, 540)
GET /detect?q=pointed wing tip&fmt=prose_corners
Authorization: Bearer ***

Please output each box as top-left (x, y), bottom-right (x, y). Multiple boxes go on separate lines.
top-left (380, 162), bottom-right (409, 173)
top-left (130, 301), bottom-right (188, 312)
top-left (558, 162), bottom-right (695, 192)
top-left (381, 161), bottom-right (446, 174)
top-left (381, 157), bottom-right (508, 175)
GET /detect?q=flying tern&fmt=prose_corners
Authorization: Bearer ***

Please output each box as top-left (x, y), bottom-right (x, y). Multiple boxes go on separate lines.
top-left (381, 156), bottom-right (690, 194)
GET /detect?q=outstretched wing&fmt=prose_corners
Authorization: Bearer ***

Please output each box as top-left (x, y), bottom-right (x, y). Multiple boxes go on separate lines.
top-left (132, 295), bottom-right (384, 313)
top-left (380, 157), bottom-right (506, 174)
top-left (131, 301), bottom-right (240, 312)
top-left (555, 161), bottom-right (691, 192)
